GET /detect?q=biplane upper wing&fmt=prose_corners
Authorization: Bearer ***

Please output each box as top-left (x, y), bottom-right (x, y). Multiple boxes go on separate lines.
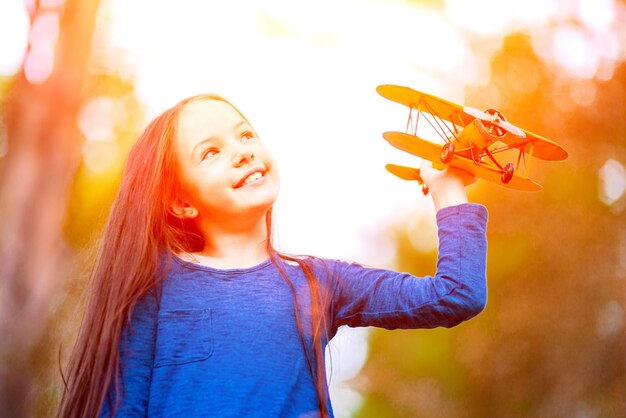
top-left (383, 131), bottom-right (542, 191)
top-left (377, 84), bottom-right (474, 128)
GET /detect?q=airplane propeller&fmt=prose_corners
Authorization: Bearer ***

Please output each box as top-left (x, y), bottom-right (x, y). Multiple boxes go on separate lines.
top-left (463, 106), bottom-right (526, 138)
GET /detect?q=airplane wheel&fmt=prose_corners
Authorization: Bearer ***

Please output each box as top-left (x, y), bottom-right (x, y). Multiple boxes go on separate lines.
top-left (440, 143), bottom-right (455, 164)
top-left (501, 162), bottom-right (514, 184)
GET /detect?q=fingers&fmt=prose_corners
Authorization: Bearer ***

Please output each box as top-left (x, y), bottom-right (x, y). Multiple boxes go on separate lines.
top-left (419, 160), bottom-right (476, 189)
top-left (447, 166), bottom-right (477, 187)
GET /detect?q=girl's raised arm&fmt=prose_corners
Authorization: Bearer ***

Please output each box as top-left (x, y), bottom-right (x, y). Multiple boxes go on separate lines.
top-left (326, 202), bottom-right (487, 332)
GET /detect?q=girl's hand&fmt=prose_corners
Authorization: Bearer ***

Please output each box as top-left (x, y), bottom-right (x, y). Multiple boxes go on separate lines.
top-left (420, 160), bottom-right (476, 211)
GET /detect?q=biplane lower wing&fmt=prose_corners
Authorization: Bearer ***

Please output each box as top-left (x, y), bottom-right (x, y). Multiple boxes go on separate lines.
top-left (385, 164), bottom-right (430, 195)
top-left (383, 131), bottom-right (542, 191)
top-left (385, 164), bottom-right (422, 182)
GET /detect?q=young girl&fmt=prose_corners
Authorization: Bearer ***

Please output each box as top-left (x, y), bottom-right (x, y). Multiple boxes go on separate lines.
top-left (58, 94), bottom-right (487, 418)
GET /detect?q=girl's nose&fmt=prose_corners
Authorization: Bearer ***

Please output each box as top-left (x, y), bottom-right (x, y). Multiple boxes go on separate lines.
top-left (233, 148), bottom-right (254, 166)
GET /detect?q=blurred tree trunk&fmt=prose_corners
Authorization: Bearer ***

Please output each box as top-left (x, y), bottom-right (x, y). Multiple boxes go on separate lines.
top-left (0, 0), bottom-right (100, 416)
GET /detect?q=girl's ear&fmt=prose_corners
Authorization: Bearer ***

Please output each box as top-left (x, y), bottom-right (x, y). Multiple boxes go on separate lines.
top-left (169, 198), bottom-right (199, 220)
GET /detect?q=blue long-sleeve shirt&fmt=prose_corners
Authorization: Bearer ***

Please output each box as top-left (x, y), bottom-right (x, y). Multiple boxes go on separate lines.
top-left (102, 203), bottom-right (488, 417)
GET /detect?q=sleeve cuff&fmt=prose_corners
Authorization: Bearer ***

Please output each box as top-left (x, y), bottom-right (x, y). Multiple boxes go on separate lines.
top-left (436, 203), bottom-right (488, 224)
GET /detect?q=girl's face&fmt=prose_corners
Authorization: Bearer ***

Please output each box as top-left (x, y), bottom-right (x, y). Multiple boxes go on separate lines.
top-left (173, 99), bottom-right (280, 228)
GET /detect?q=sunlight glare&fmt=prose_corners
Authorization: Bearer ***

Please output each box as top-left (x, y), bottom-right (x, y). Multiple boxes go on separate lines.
top-left (24, 11), bottom-right (61, 84)
top-left (569, 79), bottom-right (597, 107)
top-left (596, 300), bottom-right (624, 339)
top-left (551, 25), bottom-right (598, 79)
top-left (577, 0), bottom-right (615, 31)
top-left (326, 327), bottom-right (369, 417)
top-left (78, 97), bottom-right (120, 142)
top-left (82, 141), bottom-right (120, 174)
top-left (409, 12), bottom-right (468, 75)
top-left (0, 2), bottom-right (29, 75)
top-left (78, 96), bottom-right (124, 173)
top-left (40, 0), bottom-right (65, 8)
top-left (598, 159), bottom-right (626, 207)
top-left (261, 0), bottom-right (358, 39)
top-left (509, 0), bottom-right (560, 28)
top-left (29, 11), bottom-right (60, 46)
top-left (446, 0), bottom-right (513, 36)
top-left (24, 44), bottom-right (55, 84)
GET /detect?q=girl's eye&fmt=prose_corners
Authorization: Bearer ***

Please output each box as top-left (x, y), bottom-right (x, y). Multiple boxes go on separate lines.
top-left (201, 148), bottom-right (219, 160)
top-left (241, 131), bottom-right (256, 142)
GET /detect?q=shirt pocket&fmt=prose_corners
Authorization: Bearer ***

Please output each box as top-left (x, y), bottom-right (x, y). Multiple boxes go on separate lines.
top-left (154, 308), bottom-right (214, 368)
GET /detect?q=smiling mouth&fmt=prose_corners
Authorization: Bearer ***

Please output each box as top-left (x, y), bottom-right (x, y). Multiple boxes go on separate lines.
top-left (234, 170), bottom-right (266, 188)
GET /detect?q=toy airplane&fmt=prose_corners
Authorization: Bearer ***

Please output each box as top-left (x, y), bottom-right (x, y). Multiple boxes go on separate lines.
top-left (377, 84), bottom-right (568, 194)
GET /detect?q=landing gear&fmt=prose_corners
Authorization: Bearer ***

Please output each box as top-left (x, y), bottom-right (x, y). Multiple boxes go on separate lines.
top-left (440, 143), bottom-right (455, 164)
top-left (501, 162), bottom-right (514, 184)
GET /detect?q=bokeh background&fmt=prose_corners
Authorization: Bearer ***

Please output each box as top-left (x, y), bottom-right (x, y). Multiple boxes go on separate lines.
top-left (1, 0), bottom-right (625, 417)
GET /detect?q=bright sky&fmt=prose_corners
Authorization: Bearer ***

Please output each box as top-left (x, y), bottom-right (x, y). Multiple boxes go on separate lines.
top-left (1, 0), bottom-right (624, 415)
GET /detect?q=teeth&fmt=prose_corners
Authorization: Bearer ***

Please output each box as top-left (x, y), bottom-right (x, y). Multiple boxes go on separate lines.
top-left (241, 171), bottom-right (263, 186)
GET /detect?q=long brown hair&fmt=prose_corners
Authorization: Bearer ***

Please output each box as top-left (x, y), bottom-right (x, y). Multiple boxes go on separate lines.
top-left (57, 95), bottom-right (331, 417)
